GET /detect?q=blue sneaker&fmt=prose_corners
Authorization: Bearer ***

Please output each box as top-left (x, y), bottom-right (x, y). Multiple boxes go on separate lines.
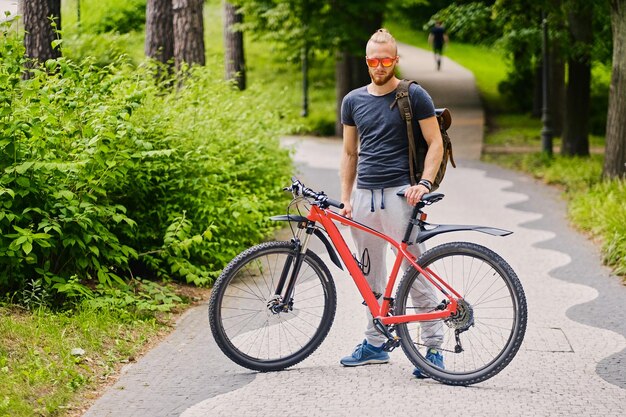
top-left (412, 348), bottom-right (445, 378)
top-left (340, 340), bottom-right (390, 366)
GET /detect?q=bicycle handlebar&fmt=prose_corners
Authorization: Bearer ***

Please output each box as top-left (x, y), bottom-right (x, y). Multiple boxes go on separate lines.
top-left (286, 177), bottom-right (345, 210)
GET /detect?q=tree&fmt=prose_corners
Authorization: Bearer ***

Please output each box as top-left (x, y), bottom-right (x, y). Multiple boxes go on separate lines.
top-left (223, 1), bottom-right (246, 90)
top-left (561, 1), bottom-right (593, 156)
top-left (22, 0), bottom-right (61, 65)
top-left (145, 0), bottom-right (174, 66)
top-left (603, 0), bottom-right (626, 179)
top-left (333, 1), bottom-right (385, 135)
top-left (173, 0), bottom-right (205, 68)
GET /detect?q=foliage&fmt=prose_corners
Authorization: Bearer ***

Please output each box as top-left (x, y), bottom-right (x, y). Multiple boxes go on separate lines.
top-left (62, 31), bottom-right (144, 67)
top-left (570, 180), bottom-right (626, 276)
top-left (491, 0), bottom-right (612, 123)
top-left (62, 0), bottom-right (146, 35)
top-left (423, 2), bottom-right (501, 44)
top-left (90, 0), bottom-right (146, 34)
top-left (231, 0), bottom-right (387, 60)
top-left (0, 28), bottom-right (293, 305)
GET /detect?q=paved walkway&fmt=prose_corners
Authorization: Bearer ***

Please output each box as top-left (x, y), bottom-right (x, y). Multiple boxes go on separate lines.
top-left (82, 45), bottom-right (626, 416)
top-left (0, 0), bottom-right (17, 22)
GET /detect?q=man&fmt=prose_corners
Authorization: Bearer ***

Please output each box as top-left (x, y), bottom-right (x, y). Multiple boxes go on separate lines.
top-left (339, 28), bottom-right (445, 378)
top-left (428, 21), bottom-right (448, 70)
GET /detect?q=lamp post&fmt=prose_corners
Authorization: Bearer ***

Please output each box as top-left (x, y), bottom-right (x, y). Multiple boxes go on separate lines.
top-left (540, 11), bottom-right (553, 156)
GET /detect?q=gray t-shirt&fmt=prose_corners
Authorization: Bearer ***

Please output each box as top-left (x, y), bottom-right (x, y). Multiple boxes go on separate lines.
top-left (341, 83), bottom-right (435, 189)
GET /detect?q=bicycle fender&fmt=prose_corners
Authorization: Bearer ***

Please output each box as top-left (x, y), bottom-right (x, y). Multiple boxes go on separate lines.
top-left (415, 224), bottom-right (512, 244)
top-left (269, 215), bottom-right (344, 270)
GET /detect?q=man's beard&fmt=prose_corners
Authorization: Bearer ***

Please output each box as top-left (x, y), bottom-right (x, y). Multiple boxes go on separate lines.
top-left (369, 68), bottom-right (395, 86)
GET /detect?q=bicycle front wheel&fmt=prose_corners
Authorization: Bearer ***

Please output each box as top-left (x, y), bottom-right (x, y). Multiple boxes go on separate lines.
top-left (209, 240), bottom-right (337, 372)
top-left (395, 242), bottom-right (527, 385)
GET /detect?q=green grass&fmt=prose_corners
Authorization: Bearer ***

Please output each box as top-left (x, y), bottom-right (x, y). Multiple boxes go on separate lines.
top-left (0, 304), bottom-right (166, 416)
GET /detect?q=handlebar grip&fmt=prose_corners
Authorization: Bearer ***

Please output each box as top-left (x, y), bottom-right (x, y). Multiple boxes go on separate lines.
top-left (326, 198), bottom-right (344, 209)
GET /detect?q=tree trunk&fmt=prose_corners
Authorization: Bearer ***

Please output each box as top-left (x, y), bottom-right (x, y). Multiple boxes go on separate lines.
top-left (561, 4), bottom-right (592, 156)
top-left (603, 0), bottom-right (626, 179)
top-left (22, 0), bottom-right (61, 64)
top-left (223, 1), bottom-right (245, 90)
top-left (549, 48), bottom-right (565, 137)
top-left (173, 0), bottom-right (205, 69)
top-left (335, 51), bottom-right (351, 137)
top-left (333, 10), bottom-right (382, 136)
top-left (145, 0), bottom-right (174, 66)
top-left (333, 52), bottom-right (371, 136)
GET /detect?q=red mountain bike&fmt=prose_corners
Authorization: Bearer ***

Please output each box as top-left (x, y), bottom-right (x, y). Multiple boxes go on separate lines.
top-left (209, 178), bottom-right (527, 385)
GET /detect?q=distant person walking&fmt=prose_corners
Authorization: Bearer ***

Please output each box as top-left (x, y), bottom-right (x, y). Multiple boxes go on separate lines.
top-left (428, 21), bottom-right (448, 71)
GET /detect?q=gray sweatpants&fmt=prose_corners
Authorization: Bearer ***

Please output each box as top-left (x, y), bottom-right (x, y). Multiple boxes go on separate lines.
top-left (351, 185), bottom-right (443, 348)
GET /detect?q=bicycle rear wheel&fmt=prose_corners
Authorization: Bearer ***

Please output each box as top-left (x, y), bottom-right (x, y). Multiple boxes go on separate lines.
top-left (209, 240), bottom-right (337, 372)
top-left (395, 242), bottom-right (527, 385)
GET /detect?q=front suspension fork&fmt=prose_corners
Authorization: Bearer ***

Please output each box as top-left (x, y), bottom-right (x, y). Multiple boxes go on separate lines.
top-left (268, 223), bottom-right (315, 313)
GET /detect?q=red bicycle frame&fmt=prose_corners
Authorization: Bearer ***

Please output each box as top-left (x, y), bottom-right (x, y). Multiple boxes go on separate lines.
top-left (305, 204), bottom-right (461, 326)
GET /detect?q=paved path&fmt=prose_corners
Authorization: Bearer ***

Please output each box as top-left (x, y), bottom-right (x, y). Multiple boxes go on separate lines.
top-left (82, 45), bottom-right (626, 416)
top-left (0, 0), bottom-right (17, 22)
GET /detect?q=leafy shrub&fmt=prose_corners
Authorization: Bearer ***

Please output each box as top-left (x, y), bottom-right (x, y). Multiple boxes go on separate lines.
top-left (0, 30), bottom-right (293, 305)
top-left (570, 179), bottom-right (626, 276)
top-left (90, 0), bottom-right (146, 34)
top-left (62, 32), bottom-right (142, 67)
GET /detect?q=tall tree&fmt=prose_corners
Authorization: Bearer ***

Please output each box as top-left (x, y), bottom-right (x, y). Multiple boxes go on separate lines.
top-left (332, 0), bottom-right (386, 136)
top-left (603, 0), bottom-right (626, 179)
top-left (173, 0), bottom-right (205, 68)
top-left (223, 1), bottom-right (246, 90)
top-left (561, 1), bottom-right (593, 156)
top-left (22, 0), bottom-right (61, 64)
top-left (145, 0), bottom-right (175, 66)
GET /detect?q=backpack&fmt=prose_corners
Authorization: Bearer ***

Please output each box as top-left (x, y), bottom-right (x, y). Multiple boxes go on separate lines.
top-left (390, 79), bottom-right (456, 191)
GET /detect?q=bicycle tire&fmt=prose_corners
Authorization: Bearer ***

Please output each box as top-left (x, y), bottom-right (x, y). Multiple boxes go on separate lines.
top-left (209, 240), bottom-right (337, 372)
top-left (395, 241), bottom-right (527, 385)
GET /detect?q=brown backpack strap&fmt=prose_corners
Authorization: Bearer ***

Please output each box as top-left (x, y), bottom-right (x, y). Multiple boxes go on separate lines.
top-left (391, 79), bottom-right (422, 186)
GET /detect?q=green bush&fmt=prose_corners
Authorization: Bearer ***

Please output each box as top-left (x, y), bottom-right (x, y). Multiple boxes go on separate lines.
top-left (62, 0), bottom-right (146, 34)
top-left (570, 179), bottom-right (626, 276)
top-left (62, 31), bottom-right (144, 67)
top-left (0, 30), bottom-right (293, 305)
top-left (85, 0), bottom-right (146, 34)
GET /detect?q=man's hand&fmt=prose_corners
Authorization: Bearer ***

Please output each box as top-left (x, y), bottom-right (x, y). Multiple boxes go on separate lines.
top-left (404, 184), bottom-right (429, 206)
top-left (339, 201), bottom-right (353, 219)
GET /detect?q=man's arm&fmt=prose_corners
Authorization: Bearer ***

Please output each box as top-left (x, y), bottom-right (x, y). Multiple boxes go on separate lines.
top-left (404, 116), bottom-right (444, 206)
top-left (340, 124), bottom-right (359, 218)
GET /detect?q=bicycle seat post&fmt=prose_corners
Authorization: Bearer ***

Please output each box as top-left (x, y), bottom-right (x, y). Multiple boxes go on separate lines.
top-left (402, 204), bottom-right (423, 244)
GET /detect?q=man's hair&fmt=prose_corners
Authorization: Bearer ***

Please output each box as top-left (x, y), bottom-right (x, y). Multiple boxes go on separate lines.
top-left (367, 28), bottom-right (397, 55)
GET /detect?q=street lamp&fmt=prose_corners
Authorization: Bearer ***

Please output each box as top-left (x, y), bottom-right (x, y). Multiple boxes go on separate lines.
top-left (540, 11), bottom-right (553, 156)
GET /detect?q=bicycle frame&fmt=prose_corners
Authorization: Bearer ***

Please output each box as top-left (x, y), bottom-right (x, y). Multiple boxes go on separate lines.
top-left (302, 204), bottom-right (460, 326)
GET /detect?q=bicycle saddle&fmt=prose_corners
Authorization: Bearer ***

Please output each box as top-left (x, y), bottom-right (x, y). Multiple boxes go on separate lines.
top-left (396, 190), bottom-right (445, 205)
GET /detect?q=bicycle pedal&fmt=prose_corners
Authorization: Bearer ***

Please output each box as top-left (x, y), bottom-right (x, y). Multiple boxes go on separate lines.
top-left (382, 337), bottom-right (401, 352)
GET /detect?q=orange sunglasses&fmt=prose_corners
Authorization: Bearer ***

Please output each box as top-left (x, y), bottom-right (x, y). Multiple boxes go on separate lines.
top-left (365, 56), bottom-right (396, 68)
